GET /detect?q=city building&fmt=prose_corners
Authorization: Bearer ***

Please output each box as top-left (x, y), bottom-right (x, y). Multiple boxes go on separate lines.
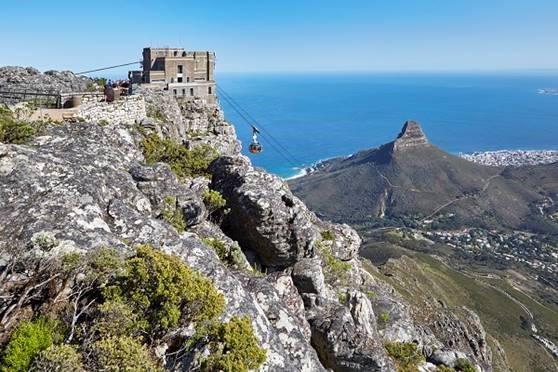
top-left (129, 47), bottom-right (216, 103)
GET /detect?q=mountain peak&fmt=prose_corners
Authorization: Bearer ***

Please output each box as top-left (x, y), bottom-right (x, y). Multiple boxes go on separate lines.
top-left (394, 120), bottom-right (429, 149)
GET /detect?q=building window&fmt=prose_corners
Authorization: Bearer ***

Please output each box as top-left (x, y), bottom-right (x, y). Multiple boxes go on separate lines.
top-left (177, 77), bottom-right (183, 83)
top-left (170, 77), bottom-right (174, 83)
top-left (173, 89), bottom-right (177, 95)
top-left (208, 86), bottom-right (212, 94)
top-left (174, 51), bottom-right (178, 56)
top-left (182, 89), bottom-right (186, 95)
top-left (177, 65), bottom-right (183, 73)
top-left (190, 88), bottom-right (194, 96)
top-left (186, 77), bottom-right (190, 83)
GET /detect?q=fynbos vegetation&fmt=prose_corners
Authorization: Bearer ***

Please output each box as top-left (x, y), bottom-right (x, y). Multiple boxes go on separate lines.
top-left (0, 244), bottom-right (266, 371)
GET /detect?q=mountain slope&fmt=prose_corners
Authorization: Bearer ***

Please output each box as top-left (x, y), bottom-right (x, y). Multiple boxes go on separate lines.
top-left (290, 121), bottom-right (558, 233)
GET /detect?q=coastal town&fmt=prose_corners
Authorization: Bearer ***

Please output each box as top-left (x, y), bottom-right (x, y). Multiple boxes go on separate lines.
top-left (423, 227), bottom-right (558, 277)
top-left (460, 149), bottom-right (558, 167)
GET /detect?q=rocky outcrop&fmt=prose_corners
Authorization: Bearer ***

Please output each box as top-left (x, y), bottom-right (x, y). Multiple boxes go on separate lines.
top-left (139, 88), bottom-right (240, 156)
top-left (1, 69), bottom-right (495, 371)
top-left (209, 155), bottom-right (318, 268)
top-left (0, 66), bottom-right (91, 95)
top-left (310, 304), bottom-right (394, 371)
top-left (178, 99), bottom-right (241, 156)
top-left (0, 119), bottom-right (325, 371)
top-left (394, 120), bottom-right (429, 149)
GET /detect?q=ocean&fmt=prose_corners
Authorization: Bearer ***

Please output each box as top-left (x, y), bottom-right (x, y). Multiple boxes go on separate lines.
top-left (216, 72), bottom-right (558, 179)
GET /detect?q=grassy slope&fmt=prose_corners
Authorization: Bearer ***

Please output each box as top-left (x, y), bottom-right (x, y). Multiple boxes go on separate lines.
top-left (361, 244), bottom-right (558, 372)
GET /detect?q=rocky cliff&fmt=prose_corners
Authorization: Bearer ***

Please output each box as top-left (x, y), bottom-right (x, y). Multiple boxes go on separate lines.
top-left (0, 70), bottom-right (492, 371)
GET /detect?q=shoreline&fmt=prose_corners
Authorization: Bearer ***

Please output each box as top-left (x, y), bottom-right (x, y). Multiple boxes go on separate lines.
top-left (283, 149), bottom-right (558, 180)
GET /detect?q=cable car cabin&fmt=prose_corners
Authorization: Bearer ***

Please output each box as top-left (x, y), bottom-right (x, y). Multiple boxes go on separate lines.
top-left (249, 142), bottom-right (262, 154)
top-left (249, 126), bottom-right (262, 154)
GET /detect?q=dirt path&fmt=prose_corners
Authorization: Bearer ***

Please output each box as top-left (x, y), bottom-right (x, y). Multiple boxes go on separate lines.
top-left (423, 173), bottom-right (501, 221)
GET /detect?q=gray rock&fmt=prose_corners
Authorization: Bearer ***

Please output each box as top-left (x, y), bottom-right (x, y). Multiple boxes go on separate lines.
top-left (310, 305), bottom-right (395, 371)
top-left (0, 120), bottom-right (326, 371)
top-left (430, 349), bottom-right (468, 368)
top-left (209, 155), bottom-right (319, 268)
top-left (292, 257), bottom-right (326, 295)
top-left (0, 66), bottom-right (91, 97)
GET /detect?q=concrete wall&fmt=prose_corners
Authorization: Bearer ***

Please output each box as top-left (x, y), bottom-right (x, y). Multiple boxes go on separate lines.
top-left (76, 95), bottom-right (146, 125)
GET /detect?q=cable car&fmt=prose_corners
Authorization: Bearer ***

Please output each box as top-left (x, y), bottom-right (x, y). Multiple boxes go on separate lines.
top-left (249, 126), bottom-right (262, 154)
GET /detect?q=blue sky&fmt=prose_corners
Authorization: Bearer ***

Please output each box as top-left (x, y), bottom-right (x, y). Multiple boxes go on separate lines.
top-left (1, 0), bottom-right (557, 74)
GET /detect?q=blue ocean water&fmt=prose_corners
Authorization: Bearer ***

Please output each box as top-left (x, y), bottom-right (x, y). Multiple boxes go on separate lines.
top-left (218, 72), bottom-right (558, 178)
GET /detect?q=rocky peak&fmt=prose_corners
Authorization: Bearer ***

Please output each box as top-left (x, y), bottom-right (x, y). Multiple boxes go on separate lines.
top-left (394, 120), bottom-right (429, 149)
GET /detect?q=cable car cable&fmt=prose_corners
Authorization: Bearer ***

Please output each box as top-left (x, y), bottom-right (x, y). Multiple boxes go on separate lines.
top-left (76, 61), bottom-right (141, 75)
top-left (217, 88), bottom-right (300, 168)
top-left (217, 90), bottom-right (297, 166)
top-left (216, 86), bottom-right (302, 166)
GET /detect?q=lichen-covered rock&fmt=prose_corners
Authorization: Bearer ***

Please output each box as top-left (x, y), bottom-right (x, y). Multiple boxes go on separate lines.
top-left (0, 66), bottom-right (91, 96)
top-left (292, 258), bottom-right (326, 295)
top-left (139, 88), bottom-right (240, 156)
top-left (0, 120), bottom-right (325, 371)
top-left (310, 305), bottom-right (395, 371)
top-left (209, 155), bottom-right (319, 268)
top-left (178, 99), bottom-right (241, 156)
top-left (131, 162), bottom-right (207, 227)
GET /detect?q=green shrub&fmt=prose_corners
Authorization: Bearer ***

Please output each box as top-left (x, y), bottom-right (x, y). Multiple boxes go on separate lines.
top-left (98, 119), bottom-right (109, 126)
top-left (201, 316), bottom-right (267, 372)
top-left (90, 335), bottom-right (160, 372)
top-left (0, 107), bottom-right (36, 144)
top-left (146, 105), bottom-right (167, 122)
top-left (93, 300), bottom-right (146, 338)
top-left (315, 240), bottom-right (351, 282)
top-left (160, 196), bottom-right (185, 233)
top-left (105, 244), bottom-right (225, 335)
top-left (436, 365), bottom-right (455, 372)
top-left (384, 342), bottom-right (425, 372)
top-left (337, 291), bottom-right (348, 305)
top-left (378, 312), bottom-right (390, 323)
top-left (140, 134), bottom-right (218, 180)
top-left (1, 318), bottom-right (61, 372)
top-left (320, 230), bottom-right (336, 241)
top-left (201, 237), bottom-right (228, 262)
top-left (30, 344), bottom-right (84, 371)
top-left (454, 358), bottom-right (475, 372)
top-left (366, 290), bottom-right (378, 300)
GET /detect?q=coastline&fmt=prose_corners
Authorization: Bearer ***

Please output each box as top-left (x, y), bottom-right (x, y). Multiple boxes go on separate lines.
top-left (283, 149), bottom-right (558, 180)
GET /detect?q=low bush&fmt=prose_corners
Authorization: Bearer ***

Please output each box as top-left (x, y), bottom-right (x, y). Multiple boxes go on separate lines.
top-left (0, 107), bottom-right (36, 144)
top-left (320, 230), bottom-right (336, 241)
top-left (378, 312), bottom-right (390, 323)
top-left (30, 344), bottom-right (84, 371)
top-left (201, 237), bottom-right (228, 262)
top-left (203, 189), bottom-right (228, 212)
top-left (384, 342), bottom-right (425, 372)
top-left (160, 196), bottom-right (185, 233)
top-left (90, 335), bottom-right (160, 371)
top-left (201, 316), bottom-right (267, 372)
top-left (146, 105), bottom-right (167, 122)
top-left (105, 244), bottom-right (225, 336)
top-left (1, 317), bottom-right (61, 372)
top-left (436, 365), bottom-right (455, 372)
top-left (315, 240), bottom-right (351, 282)
top-left (140, 134), bottom-right (219, 180)
top-left (454, 358), bottom-right (476, 372)
top-left (92, 300), bottom-right (145, 338)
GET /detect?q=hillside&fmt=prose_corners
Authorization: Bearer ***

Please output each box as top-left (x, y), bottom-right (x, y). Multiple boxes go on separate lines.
top-left (290, 121), bottom-right (558, 234)
top-left (0, 68), bottom-right (495, 371)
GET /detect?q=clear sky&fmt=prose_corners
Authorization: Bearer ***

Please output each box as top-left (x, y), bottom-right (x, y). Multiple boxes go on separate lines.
top-left (1, 0), bottom-right (557, 74)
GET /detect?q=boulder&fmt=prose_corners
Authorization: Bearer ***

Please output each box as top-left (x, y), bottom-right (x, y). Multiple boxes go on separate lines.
top-left (209, 155), bottom-right (319, 268)
top-left (292, 257), bottom-right (326, 295)
top-left (310, 305), bottom-right (395, 371)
